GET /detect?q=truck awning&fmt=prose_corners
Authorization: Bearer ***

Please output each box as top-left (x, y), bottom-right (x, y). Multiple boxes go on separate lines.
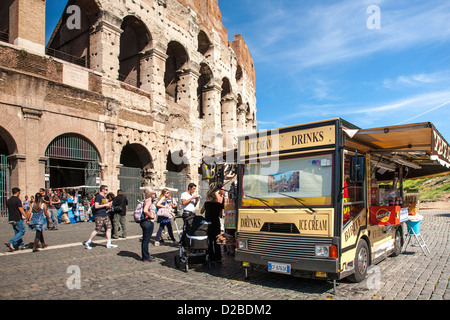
top-left (346, 122), bottom-right (450, 179)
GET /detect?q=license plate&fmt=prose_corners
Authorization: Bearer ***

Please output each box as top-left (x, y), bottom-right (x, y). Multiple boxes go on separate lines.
top-left (268, 261), bottom-right (291, 274)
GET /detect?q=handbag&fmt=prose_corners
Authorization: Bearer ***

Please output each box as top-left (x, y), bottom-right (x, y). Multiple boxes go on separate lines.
top-left (156, 204), bottom-right (173, 218)
top-left (52, 195), bottom-right (61, 209)
top-left (61, 202), bottom-right (69, 213)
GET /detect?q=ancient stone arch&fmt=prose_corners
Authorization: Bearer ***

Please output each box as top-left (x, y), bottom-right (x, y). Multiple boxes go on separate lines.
top-left (46, 0), bottom-right (101, 68)
top-left (197, 29), bottom-right (213, 57)
top-left (165, 40), bottom-right (190, 102)
top-left (44, 133), bottom-right (102, 189)
top-left (120, 142), bottom-right (153, 170)
top-left (118, 15), bottom-right (152, 88)
top-left (197, 62), bottom-right (214, 119)
top-left (0, 125), bottom-right (17, 156)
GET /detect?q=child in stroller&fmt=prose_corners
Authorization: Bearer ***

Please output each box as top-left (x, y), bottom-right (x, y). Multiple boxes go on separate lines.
top-left (174, 215), bottom-right (211, 271)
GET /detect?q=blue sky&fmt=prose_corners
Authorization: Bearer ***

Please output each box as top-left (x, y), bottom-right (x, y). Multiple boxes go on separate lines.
top-left (45, 0), bottom-right (450, 141)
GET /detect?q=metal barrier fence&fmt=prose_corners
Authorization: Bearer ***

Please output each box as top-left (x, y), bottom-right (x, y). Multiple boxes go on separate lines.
top-left (165, 171), bottom-right (188, 211)
top-left (0, 155), bottom-right (10, 217)
top-left (119, 166), bottom-right (143, 207)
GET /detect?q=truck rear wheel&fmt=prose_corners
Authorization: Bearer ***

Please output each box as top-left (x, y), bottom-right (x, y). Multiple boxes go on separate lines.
top-left (348, 239), bottom-right (369, 283)
top-left (390, 228), bottom-right (402, 257)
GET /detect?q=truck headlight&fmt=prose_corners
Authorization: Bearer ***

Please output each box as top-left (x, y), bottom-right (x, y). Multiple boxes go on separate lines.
top-left (238, 239), bottom-right (248, 249)
top-left (315, 245), bottom-right (329, 257)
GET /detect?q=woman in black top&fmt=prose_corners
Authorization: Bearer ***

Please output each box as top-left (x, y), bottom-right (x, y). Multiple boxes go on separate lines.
top-left (201, 185), bottom-right (225, 262)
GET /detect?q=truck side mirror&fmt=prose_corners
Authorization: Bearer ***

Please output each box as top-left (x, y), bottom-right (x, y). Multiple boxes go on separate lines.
top-left (350, 155), bottom-right (365, 182)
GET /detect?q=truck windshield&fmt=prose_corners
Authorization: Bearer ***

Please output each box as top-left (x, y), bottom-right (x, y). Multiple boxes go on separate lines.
top-left (241, 154), bottom-right (333, 208)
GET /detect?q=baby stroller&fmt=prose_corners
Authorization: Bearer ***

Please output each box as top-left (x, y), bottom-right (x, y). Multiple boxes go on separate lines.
top-left (174, 215), bottom-right (211, 272)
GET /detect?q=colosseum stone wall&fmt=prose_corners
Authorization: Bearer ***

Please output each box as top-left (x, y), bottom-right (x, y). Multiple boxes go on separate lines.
top-left (0, 0), bottom-right (256, 208)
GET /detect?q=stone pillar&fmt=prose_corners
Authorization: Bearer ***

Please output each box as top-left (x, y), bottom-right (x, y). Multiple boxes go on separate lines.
top-left (221, 95), bottom-right (237, 148)
top-left (104, 122), bottom-right (118, 190)
top-left (236, 104), bottom-right (247, 134)
top-left (38, 156), bottom-right (48, 189)
top-left (89, 12), bottom-right (122, 81)
top-left (200, 82), bottom-right (223, 158)
top-left (139, 43), bottom-right (168, 122)
top-left (21, 107), bottom-right (43, 195)
top-left (190, 122), bottom-right (203, 184)
top-left (202, 81), bottom-right (222, 131)
top-left (9, 0), bottom-right (46, 55)
top-left (176, 67), bottom-right (200, 122)
top-left (7, 154), bottom-right (26, 195)
top-left (245, 109), bottom-right (256, 133)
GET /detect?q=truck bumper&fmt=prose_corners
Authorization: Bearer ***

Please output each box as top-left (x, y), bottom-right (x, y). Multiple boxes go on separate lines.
top-left (235, 251), bottom-right (340, 279)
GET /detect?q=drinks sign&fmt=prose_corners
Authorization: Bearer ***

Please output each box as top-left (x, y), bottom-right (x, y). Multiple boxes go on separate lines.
top-left (239, 124), bottom-right (335, 160)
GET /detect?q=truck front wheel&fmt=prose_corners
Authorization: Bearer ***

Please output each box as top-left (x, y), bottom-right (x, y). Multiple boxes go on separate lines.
top-left (348, 239), bottom-right (369, 283)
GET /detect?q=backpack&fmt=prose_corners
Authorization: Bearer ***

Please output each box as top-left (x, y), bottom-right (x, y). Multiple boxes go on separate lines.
top-left (112, 195), bottom-right (124, 214)
top-left (113, 205), bottom-right (123, 213)
top-left (134, 200), bottom-right (145, 223)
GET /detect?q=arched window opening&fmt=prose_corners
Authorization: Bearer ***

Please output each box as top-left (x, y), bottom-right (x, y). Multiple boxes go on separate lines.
top-left (236, 94), bottom-right (244, 128)
top-left (0, 0), bottom-right (14, 43)
top-left (197, 30), bottom-right (212, 56)
top-left (0, 127), bottom-right (15, 218)
top-left (221, 77), bottom-right (232, 129)
top-left (46, 0), bottom-right (101, 68)
top-left (236, 65), bottom-right (243, 82)
top-left (119, 142), bottom-right (153, 205)
top-left (221, 77), bottom-right (232, 99)
top-left (197, 63), bottom-right (213, 119)
top-left (118, 16), bottom-right (152, 88)
top-left (166, 150), bottom-right (188, 173)
top-left (45, 134), bottom-right (101, 191)
top-left (165, 41), bottom-right (189, 102)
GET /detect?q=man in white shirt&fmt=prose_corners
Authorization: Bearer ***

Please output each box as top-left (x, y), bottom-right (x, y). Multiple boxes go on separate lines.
top-left (181, 183), bottom-right (200, 220)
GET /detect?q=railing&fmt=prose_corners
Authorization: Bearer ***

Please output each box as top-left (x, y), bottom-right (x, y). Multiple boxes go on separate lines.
top-left (0, 30), bottom-right (9, 43)
top-left (46, 47), bottom-right (87, 68)
top-left (118, 72), bottom-right (140, 88)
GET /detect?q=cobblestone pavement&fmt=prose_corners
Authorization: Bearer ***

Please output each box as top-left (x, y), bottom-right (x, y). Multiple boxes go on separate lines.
top-left (0, 209), bottom-right (449, 301)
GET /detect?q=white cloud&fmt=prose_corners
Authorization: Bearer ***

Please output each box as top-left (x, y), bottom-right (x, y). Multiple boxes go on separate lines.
top-left (383, 71), bottom-right (450, 89)
top-left (269, 90), bottom-right (450, 129)
top-left (246, 0), bottom-right (450, 71)
top-left (362, 91), bottom-right (450, 113)
top-left (396, 100), bottom-right (450, 125)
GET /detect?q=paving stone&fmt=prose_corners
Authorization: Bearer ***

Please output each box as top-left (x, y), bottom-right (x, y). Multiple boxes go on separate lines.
top-left (0, 209), bottom-right (449, 301)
